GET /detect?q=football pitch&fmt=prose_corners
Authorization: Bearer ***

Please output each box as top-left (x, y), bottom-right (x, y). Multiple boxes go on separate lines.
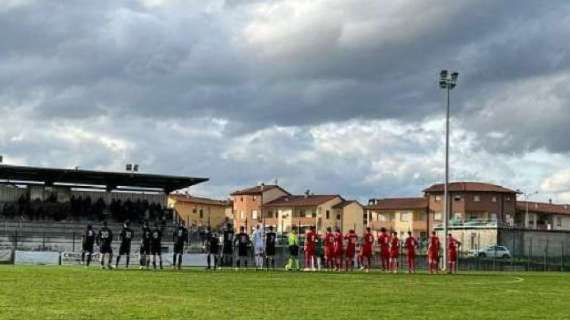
top-left (0, 266), bottom-right (568, 320)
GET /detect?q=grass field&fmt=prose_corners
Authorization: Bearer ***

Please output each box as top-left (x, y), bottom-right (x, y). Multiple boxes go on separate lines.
top-left (0, 266), bottom-right (568, 320)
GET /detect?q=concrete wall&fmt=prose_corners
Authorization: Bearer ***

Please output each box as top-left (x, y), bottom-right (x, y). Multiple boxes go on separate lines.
top-left (500, 229), bottom-right (570, 257)
top-left (339, 203), bottom-right (364, 235)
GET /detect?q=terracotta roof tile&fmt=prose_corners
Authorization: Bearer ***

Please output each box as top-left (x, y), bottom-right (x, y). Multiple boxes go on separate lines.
top-left (366, 197), bottom-right (428, 211)
top-left (264, 195), bottom-right (341, 207)
top-left (230, 185), bottom-right (290, 196)
top-left (517, 201), bottom-right (570, 216)
top-left (423, 182), bottom-right (516, 194)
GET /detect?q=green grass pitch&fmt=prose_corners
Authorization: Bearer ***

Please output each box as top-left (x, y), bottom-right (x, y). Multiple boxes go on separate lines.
top-left (0, 266), bottom-right (568, 319)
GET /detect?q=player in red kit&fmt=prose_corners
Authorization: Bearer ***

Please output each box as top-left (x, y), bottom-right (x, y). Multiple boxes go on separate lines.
top-left (447, 233), bottom-right (460, 274)
top-left (344, 229), bottom-right (358, 272)
top-left (361, 227), bottom-right (374, 272)
top-left (389, 232), bottom-right (400, 273)
top-left (323, 227), bottom-right (335, 271)
top-left (333, 227), bottom-right (344, 271)
top-left (377, 228), bottom-right (390, 272)
top-left (404, 231), bottom-right (418, 273)
top-left (428, 231), bottom-right (440, 274)
top-left (304, 226), bottom-right (317, 271)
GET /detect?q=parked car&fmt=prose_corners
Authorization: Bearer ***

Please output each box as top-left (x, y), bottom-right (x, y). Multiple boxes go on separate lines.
top-left (470, 245), bottom-right (512, 259)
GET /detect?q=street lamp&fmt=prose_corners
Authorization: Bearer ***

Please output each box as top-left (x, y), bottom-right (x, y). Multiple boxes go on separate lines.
top-left (439, 69), bottom-right (459, 271)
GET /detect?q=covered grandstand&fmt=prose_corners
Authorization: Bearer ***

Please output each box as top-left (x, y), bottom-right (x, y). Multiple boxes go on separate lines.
top-left (0, 164), bottom-right (208, 253)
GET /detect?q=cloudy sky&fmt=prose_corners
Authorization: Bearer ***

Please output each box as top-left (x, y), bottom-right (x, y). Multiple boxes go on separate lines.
top-left (1, 0), bottom-right (570, 203)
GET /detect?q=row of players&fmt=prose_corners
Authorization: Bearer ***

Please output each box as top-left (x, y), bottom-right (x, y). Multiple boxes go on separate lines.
top-left (289, 226), bottom-right (460, 274)
top-left (80, 222), bottom-right (460, 273)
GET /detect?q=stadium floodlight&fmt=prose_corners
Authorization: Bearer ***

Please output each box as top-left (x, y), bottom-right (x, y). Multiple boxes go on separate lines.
top-left (126, 164), bottom-right (132, 171)
top-left (133, 164), bottom-right (139, 172)
top-left (438, 69), bottom-right (459, 272)
top-left (0, 155), bottom-right (3, 164)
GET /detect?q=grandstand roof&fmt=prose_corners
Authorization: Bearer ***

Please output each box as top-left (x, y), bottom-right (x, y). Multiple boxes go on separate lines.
top-left (0, 164), bottom-right (208, 193)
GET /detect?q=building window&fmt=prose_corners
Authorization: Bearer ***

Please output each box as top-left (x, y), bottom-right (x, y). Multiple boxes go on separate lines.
top-left (312, 211), bottom-right (317, 218)
top-left (557, 217), bottom-right (562, 227)
top-left (268, 210), bottom-right (273, 217)
top-left (434, 213), bottom-right (442, 221)
top-left (192, 208), bottom-right (197, 214)
top-left (252, 196), bottom-right (256, 201)
top-left (400, 212), bottom-right (410, 222)
top-left (435, 195), bottom-right (441, 202)
top-left (240, 211), bottom-right (245, 219)
top-left (492, 196), bottom-right (497, 203)
top-left (240, 197), bottom-right (243, 202)
top-left (199, 209), bottom-right (204, 219)
top-left (506, 196), bottom-right (512, 201)
top-left (326, 210), bottom-right (330, 219)
top-left (336, 213), bottom-right (341, 220)
top-left (473, 195), bottom-right (480, 202)
top-left (252, 210), bottom-right (258, 220)
top-left (454, 195), bottom-right (462, 201)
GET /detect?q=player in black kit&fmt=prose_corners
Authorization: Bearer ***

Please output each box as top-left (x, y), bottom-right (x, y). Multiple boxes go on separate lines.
top-left (97, 221), bottom-right (113, 269)
top-left (150, 223), bottom-right (163, 270)
top-left (172, 222), bottom-right (188, 270)
top-left (206, 231), bottom-right (220, 270)
top-left (116, 221), bottom-right (134, 268)
top-left (221, 223), bottom-right (234, 268)
top-left (265, 225), bottom-right (277, 270)
top-left (139, 221), bottom-right (152, 269)
top-left (81, 224), bottom-right (96, 267)
top-left (234, 226), bottom-right (250, 270)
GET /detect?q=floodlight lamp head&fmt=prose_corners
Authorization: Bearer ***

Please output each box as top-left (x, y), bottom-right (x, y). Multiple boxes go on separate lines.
top-left (439, 80), bottom-right (447, 89)
top-left (451, 72), bottom-right (459, 81)
top-left (440, 70), bottom-right (448, 81)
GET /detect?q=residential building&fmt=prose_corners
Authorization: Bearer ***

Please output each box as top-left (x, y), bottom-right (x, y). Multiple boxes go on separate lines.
top-left (230, 184), bottom-right (290, 231)
top-left (167, 194), bottom-right (231, 229)
top-left (365, 197), bottom-right (429, 240)
top-left (332, 200), bottom-right (365, 235)
top-left (262, 194), bottom-right (344, 233)
top-left (423, 182), bottom-right (517, 227)
top-left (515, 201), bottom-right (570, 231)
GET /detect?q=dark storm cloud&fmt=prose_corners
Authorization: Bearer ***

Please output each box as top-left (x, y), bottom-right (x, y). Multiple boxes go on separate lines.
top-left (1, 0), bottom-right (568, 136)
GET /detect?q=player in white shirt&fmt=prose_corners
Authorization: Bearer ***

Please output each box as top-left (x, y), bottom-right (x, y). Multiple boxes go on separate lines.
top-left (252, 224), bottom-right (265, 270)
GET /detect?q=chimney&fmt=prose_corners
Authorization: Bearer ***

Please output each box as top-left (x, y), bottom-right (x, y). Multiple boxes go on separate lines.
top-left (305, 189), bottom-right (310, 198)
top-left (549, 199), bottom-right (552, 205)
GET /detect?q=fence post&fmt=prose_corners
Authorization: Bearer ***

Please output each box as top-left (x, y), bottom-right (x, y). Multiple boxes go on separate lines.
top-left (493, 245), bottom-right (497, 272)
top-left (511, 235), bottom-right (515, 271)
top-left (544, 240), bottom-right (548, 271)
top-left (477, 233), bottom-right (481, 271)
top-left (528, 238), bottom-right (532, 271)
top-left (72, 232), bottom-right (76, 252)
top-left (42, 232), bottom-right (46, 251)
top-left (560, 241), bottom-right (564, 272)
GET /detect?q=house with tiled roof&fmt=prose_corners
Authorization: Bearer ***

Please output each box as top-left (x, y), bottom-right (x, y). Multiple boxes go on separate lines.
top-left (515, 201), bottom-right (570, 231)
top-left (168, 194), bottom-right (232, 229)
top-left (262, 193), bottom-right (344, 233)
top-left (230, 183), bottom-right (290, 231)
top-left (365, 197), bottom-right (430, 239)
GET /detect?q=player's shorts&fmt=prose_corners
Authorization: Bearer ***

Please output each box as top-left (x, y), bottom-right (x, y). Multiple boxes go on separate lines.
top-left (381, 248), bottom-right (390, 258)
top-left (100, 244), bottom-right (113, 254)
top-left (324, 247), bottom-right (335, 259)
top-left (345, 247), bottom-right (355, 258)
top-left (119, 244), bottom-right (131, 255)
top-left (428, 251), bottom-right (439, 263)
top-left (151, 245), bottom-right (162, 255)
top-left (407, 250), bottom-right (416, 259)
top-left (140, 243), bottom-right (151, 255)
top-left (449, 251), bottom-right (457, 262)
top-left (334, 248), bottom-right (343, 257)
top-left (255, 246), bottom-right (264, 255)
top-left (238, 246), bottom-right (248, 257)
top-left (288, 245), bottom-right (299, 257)
top-left (266, 245), bottom-right (276, 257)
top-left (390, 250), bottom-right (399, 259)
top-left (174, 243), bottom-right (184, 254)
top-left (83, 243), bottom-right (94, 253)
top-left (304, 246), bottom-right (315, 257)
top-left (361, 247), bottom-right (372, 258)
top-left (223, 242), bottom-right (233, 255)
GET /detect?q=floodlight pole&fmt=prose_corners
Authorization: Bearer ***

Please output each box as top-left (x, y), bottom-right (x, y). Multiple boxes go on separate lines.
top-left (443, 84), bottom-right (450, 272)
top-left (439, 70), bottom-right (458, 272)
